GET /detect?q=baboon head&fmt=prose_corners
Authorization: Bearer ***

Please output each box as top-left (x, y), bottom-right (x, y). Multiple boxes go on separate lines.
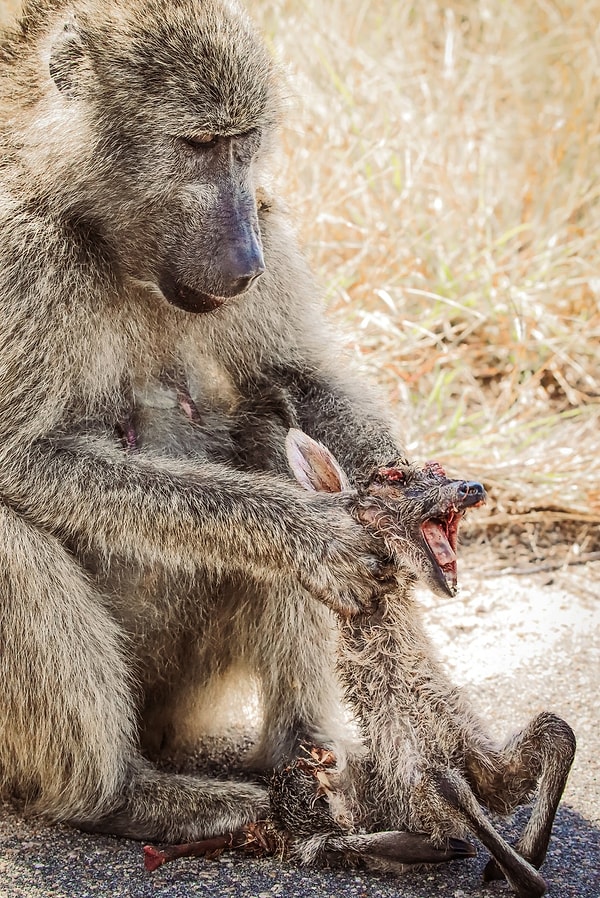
top-left (286, 429), bottom-right (486, 599)
top-left (34, 0), bottom-right (277, 312)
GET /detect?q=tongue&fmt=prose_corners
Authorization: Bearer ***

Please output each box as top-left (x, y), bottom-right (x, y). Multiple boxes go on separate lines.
top-left (421, 520), bottom-right (456, 566)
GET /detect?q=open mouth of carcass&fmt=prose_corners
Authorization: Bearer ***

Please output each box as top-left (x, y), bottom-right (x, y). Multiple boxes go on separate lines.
top-left (421, 512), bottom-right (463, 596)
top-left (420, 484), bottom-right (486, 596)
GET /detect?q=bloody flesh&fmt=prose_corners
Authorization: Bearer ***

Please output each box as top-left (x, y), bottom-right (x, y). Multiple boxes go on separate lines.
top-left (421, 512), bottom-right (462, 590)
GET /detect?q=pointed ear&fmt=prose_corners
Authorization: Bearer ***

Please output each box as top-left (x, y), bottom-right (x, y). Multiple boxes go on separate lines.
top-left (49, 19), bottom-right (87, 98)
top-left (285, 428), bottom-right (350, 494)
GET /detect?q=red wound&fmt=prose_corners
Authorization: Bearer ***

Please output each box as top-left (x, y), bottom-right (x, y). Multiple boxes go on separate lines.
top-left (424, 461), bottom-right (446, 478)
top-left (378, 467), bottom-right (405, 482)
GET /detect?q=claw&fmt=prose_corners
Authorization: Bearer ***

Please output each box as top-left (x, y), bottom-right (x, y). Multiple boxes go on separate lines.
top-left (448, 837), bottom-right (478, 859)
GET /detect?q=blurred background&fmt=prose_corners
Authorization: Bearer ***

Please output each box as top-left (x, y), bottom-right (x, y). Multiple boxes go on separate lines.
top-left (2, 0), bottom-right (599, 566)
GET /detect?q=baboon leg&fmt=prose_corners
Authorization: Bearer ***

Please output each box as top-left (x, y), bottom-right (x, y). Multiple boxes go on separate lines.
top-left (431, 770), bottom-right (547, 898)
top-left (467, 713), bottom-right (576, 880)
top-left (332, 831), bottom-right (477, 865)
top-left (292, 831), bottom-right (476, 871)
top-left (78, 761), bottom-right (268, 842)
top-left (239, 583), bottom-right (348, 769)
top-left (0, 503), bottom-right (136, 823)
top-left (0, 504), bottom-right (267, 841)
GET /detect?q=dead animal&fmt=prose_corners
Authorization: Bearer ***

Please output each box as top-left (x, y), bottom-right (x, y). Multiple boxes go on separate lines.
top-left (144, 743), bottom-right (473, 872)
top-left (283, 428), bottom-right (576, 898)
top-left (142, 431), bottom-right (575, 892)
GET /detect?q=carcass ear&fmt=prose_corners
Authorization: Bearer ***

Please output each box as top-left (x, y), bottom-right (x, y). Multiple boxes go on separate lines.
top-left (285, 428), bottom-right (350, 494)
top-left (49, 19), bottom-right (88, 97)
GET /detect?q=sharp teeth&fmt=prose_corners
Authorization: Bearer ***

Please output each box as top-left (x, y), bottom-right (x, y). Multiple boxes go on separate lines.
top-left (444, 570), bottom-right (458, 592)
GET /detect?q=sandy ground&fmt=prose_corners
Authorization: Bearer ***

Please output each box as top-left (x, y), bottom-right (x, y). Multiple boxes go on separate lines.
top-left (0, 559), bottom-right (598, 898)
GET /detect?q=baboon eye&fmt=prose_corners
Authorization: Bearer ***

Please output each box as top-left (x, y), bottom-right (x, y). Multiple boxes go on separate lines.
top-left (181, 133), bottom-right (219, 151)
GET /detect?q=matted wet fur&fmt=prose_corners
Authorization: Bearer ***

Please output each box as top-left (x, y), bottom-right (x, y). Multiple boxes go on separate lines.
top-left (0, 0), bottom-right (405, 842)
top-left (285, 430), bottom-right (576, 898)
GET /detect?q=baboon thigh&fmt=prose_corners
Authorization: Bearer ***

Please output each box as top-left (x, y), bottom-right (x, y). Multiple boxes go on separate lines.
top-left (0, 504), bottom-right (135, 819)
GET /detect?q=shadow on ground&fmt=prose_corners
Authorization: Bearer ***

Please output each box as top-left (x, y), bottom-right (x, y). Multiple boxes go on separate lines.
top-left (0, 803), bottom-right (598, 898)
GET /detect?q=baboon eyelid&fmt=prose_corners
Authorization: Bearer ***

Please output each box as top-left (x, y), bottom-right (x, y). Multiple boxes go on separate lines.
top-left (181, 133), bottom-right (218, 150)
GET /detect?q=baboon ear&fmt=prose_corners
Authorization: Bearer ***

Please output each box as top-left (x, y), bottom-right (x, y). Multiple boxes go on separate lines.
top-left (285, 428), bottom-right (350, 494)
top-left (49, 19), bottom-right (87, 98)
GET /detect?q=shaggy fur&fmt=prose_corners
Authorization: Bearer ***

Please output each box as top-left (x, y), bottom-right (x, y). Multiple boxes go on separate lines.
top-left (286, 430), bottom-right (576, 898)
top-left (0, 0), bottom-right (402, 842)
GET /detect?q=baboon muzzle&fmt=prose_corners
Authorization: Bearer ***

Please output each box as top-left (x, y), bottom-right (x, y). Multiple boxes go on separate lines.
top-left (456, 481), bottom-right (486, 509)
top-left (217, 223), bottom-right (265, 296)
top-left (158, 194), bottom-right (265, 314)
top-left (421, 478), bottom-right (486, 596)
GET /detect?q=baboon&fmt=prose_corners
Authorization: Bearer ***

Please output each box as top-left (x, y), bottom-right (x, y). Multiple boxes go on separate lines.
top-left (285, 430), bottom-right (576, 898)
top-left (0, 0), bottom-right (405, 842)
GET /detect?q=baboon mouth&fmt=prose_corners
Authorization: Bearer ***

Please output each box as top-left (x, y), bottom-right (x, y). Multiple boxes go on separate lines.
top-left (158, 274), bottom-right (227, 314)
top-left (421, 512), bottom-right (463, 596)
top-left (421, 485), bottom-right (486, 596)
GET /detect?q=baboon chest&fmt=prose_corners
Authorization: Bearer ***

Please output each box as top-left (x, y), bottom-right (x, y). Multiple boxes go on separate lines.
top-left (120, 359), bottom-right (240, 462)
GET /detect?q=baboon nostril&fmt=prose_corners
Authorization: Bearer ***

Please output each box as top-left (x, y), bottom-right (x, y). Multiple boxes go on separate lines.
top-left (220, 239), bottom-right (265, 294)
top-left (245, 266), bottom-right (265, 285)
top-left (230, 268), bottom-right (264, 294)
top-left (458, 481), bottom-right (486, 506)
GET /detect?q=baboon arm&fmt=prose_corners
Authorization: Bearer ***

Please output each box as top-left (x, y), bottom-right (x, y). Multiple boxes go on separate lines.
top-left (268, 360), bottom-right (403, 480)
top-left (293, 371), bottom-right (402, 477)
top-left (0, 437), bottom-right (336, 578)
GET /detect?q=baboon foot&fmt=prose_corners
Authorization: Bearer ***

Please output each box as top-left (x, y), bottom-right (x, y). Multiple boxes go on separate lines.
top-left (483, 848), bottom-right (546, 885)
top-left (324, 831), bottom-right (477, 874)
top-left (483, 855), bottom-right (547, 898)
top-left (483, 856), bottom-right (505, 881)
top-left (349, 831), bottom-right (477, 865)
top-left (432, 770), bottom-right (547, 898)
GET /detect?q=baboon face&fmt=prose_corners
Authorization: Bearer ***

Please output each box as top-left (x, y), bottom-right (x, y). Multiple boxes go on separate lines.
top-left (285, 429), bottom-right (486, 599)
top-left (47, 0), bottom-right (275, 313)
top-left (357, 462), bottom-right (486, 598)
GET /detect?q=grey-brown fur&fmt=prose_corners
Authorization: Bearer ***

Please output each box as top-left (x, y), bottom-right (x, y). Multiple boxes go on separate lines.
top-left (286, 430), bottom-right (576, 898)
top-left (0, 0), bottom-right (403, 843)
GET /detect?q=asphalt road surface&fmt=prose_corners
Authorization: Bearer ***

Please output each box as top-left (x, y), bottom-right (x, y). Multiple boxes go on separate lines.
top-left (1, 564), bottom-right (599, 898)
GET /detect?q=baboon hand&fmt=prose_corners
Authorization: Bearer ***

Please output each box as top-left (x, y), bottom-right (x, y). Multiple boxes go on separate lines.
top-left (295, 497), bottom-right (397, 617)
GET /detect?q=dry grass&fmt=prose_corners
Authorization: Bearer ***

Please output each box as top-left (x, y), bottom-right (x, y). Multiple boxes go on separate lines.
top-left (248, 0), bottom-right (600, 554)
top-left (1, 1), bottom-right (599, 556)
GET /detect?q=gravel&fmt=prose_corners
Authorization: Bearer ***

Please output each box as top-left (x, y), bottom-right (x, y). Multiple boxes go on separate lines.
top-left (1, 565), bottom-right (599, 898)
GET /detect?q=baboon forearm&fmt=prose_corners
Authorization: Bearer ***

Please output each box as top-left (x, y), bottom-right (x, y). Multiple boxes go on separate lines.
top-left (1, 441), bottom-right (324, 576)
top-left (290, 372), bottom-right (403, 478)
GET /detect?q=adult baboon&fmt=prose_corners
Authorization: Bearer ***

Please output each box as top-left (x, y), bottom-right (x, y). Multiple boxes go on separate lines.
top-left (0, 1), bottom-right (401, 841)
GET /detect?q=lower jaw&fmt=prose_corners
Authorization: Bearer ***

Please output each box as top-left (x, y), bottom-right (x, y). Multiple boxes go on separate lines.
top-left (171, 295), bottom-right (226, 314)
top-left (158, 275), bottom-right (230, 314)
